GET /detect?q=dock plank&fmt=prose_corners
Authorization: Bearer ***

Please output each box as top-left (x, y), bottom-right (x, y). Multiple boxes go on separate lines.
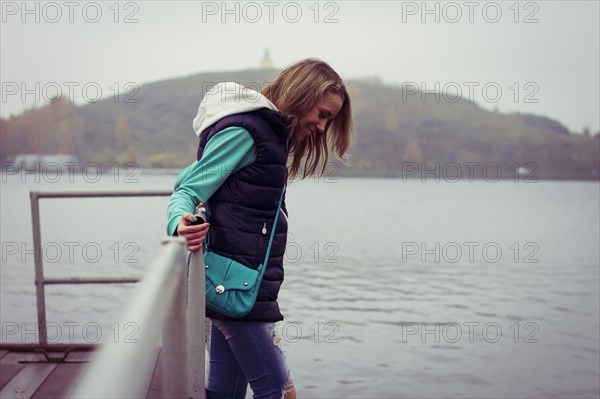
top-left (31, 363), bottom-right (90, 399)
top-left (0, 363), bottom-right (27, 390)
top-left (32, 351), bottom-right (94, 399)
top-left (0, 363), bottom-right (57, 399)
top-left (0, 352), bottom-right (46, 390)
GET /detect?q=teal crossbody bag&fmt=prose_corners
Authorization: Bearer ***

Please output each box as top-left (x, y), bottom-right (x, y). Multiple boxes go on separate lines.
top-left (203, 189), bottom-right (285, 318)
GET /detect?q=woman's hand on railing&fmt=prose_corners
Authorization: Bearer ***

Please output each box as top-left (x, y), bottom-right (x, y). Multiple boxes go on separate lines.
top-left (177, 209), bottom-right (209, 252)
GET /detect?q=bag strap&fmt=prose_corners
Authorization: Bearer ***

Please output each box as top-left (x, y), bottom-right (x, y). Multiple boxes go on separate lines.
top-left (205, 187), bottom-right (286, 270)
top-left (259, 187), bottom-right (286, 271)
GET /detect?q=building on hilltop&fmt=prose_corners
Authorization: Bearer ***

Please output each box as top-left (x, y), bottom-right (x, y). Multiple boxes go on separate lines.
top-left (260, 48), bottom-right (273, 69)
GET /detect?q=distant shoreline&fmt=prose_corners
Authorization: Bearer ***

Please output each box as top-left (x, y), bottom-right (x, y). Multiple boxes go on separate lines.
top-left (1, 163), bottom-right (597, 182)
top-left (137, 167), bottom-right (599, 182)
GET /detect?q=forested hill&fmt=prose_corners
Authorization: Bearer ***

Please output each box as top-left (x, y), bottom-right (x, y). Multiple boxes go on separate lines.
top-left (1, 68), bottom-right (598, 179)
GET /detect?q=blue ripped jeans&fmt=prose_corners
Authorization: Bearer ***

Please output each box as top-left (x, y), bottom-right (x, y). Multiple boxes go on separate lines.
top-left (207, 319), bottom-right (293, 399)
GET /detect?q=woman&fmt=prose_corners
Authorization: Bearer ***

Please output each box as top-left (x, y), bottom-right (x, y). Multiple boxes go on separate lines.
top-left (167, 58), bottom-right (353, 399)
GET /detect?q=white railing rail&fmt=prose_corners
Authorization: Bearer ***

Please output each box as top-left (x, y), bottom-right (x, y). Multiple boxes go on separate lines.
top-left (187, 250), bottom-right (207, 398)
top-left (71, 237), bottom-right (206, 399)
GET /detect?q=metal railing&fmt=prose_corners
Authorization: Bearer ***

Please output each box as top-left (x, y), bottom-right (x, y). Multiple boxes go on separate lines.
top-left (30, 190), bottom-right (172, 344)
top-left (29, 190), bottom-right (206, 398)
top-left (71, 237), bottom-right (206, 398)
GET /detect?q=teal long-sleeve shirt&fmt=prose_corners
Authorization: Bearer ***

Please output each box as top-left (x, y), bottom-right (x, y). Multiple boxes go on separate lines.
top-left (166, 127), bottom-right (256, 236)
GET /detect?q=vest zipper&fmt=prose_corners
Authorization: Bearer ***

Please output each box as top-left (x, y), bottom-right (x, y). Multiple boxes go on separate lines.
top-left (261, 222), bottom-right (267, 235)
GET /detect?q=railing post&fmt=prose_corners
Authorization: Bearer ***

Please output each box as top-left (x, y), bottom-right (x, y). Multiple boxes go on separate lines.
top-left (30, 191), bottom-right (47, 345)
top-left (162, 243), bottom-right (189, 399)
top-left (188, 249), bottom-right (206, 398)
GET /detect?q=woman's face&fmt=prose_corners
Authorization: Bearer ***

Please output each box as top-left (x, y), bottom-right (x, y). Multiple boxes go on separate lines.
top-left (296, 92), bottom-right (344, 142)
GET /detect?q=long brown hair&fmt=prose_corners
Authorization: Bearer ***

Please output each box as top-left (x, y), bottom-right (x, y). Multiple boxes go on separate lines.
top-left (262, 58), bottom-right (354, 180)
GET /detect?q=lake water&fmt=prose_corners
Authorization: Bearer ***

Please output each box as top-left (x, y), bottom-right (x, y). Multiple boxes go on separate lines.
top-left (1, 171), bottom-right (599, 398)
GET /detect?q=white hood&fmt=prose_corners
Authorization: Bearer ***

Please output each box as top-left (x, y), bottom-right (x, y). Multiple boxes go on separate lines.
top-left (192, 82), bottom-right (278, 138)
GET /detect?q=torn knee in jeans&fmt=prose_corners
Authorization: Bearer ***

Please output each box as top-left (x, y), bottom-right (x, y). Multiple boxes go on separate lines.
top-left (282, 379), bottom-right (295, 399)
top-left (271, 329), bottom-right (286, 358)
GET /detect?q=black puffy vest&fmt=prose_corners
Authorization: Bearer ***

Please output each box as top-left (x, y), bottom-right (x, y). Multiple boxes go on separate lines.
top-left (197, 109), bottom-right (291, 321)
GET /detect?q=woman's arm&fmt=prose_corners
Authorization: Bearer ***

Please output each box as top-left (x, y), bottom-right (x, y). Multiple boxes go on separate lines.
top-left (166, 126), bottom-right (256, 237)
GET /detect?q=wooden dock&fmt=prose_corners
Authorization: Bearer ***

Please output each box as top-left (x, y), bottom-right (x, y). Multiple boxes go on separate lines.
top-left (0, 344), bottom-right (168, 399)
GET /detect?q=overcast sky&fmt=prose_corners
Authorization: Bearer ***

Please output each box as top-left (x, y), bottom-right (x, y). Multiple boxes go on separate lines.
top-left (1, 1), bottom-right (599, 133)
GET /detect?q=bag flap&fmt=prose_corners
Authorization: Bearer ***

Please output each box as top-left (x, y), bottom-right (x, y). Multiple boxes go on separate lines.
top-left (204, 251), bottom-right (259, 291)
